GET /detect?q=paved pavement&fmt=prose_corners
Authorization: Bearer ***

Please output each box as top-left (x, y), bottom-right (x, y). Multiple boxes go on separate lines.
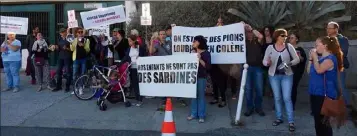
top-left (1, 74), bottom-right (356, 136)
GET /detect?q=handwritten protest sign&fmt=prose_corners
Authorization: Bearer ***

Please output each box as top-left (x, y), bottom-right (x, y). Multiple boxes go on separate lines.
top-left (88, 25), bottom-right (110, 37)
top-left (172, 23), bottom-right (246, 64)
top-left (1, 16), bottom-right (28, 35)
top-left (137, 54), bottom-right (199, 98)
top-left (80, 5), bottom-right (126, 29)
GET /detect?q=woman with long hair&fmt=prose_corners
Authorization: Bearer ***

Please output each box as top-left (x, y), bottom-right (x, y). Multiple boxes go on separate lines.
top-left (149, 32), bottom-right (159, 56)
top-left (263, 29), bottom-right (300, 131)
top-left (122, 35), bottom-right (147, 106)
top-left (288, 32), bottom-right (307, 110)
top-left (32, 33), bottom-right (52, 91)
top-left (187, 35), bottom-right (211, 123)
top-left (307, 36), bottom-right (345, 136)
top-left (262, 26), bottom-right (275, 97)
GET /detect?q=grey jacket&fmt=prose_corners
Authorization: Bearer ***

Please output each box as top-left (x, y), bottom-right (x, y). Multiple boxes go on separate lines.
top-left (262, 43), bottom-right (300, 76)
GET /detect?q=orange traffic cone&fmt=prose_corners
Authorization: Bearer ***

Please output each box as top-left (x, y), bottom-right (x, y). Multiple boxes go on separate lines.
top-left (161, 98), bottom-right (176, 136)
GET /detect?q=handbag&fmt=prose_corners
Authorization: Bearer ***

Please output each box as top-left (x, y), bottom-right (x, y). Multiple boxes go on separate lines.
top-left (34, 57), bottom-right (45, 66)
top-left (320, 66), bottom-right (346, 128)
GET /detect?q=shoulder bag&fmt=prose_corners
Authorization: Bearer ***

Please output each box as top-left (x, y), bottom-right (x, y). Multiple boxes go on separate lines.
top-left (321, 63), bottom-right (347, 128)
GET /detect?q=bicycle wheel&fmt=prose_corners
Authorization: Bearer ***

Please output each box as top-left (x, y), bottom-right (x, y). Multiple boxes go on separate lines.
top-left (74, 74), bottom-right (98, 100)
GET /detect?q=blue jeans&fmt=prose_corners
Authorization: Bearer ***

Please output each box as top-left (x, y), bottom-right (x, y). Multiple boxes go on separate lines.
top-left (73, 58), bottom-right (87, 81)
top-left (190, 78), bottom-right (207, 118)
top-left (244, 66), bottom-right (264, 110)
top-left (340, 71), bottom-right (350, 106)
top-left (269, 75), bottom-right (294, 123)
top-left (3, 61), bottom-right (21, 88)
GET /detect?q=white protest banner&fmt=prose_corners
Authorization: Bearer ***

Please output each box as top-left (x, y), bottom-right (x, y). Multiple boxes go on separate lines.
top-left (137, 54), bottom-right (199, 98)
top-left (140, 16), bottom-right (152, 26)
top-left (88, 25), bottom-right (110, 37)
top-left (80, 5), bottom-right (126, 29)
top-left (1, 16), bottom-right (28, 35)
top-left (67, 10), bottom-right (76, 21)
top-left (68, 20), bottom-right (79, 28)
top-left (172, 23), bottom-right (246, 64)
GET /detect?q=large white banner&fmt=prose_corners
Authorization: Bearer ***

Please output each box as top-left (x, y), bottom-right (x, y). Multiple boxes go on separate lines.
top-left (80, 5), bottom-right (126, 29)
top-left (172, 23), bottom-right (246, 64)
top-left (137, 54), bottom-right (199, 98)
top-left (1, 16), bottom-right (28, 35)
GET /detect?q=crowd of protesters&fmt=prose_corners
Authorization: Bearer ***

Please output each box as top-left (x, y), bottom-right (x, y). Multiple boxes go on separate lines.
top-left (0, 19), bottom-right (351, 135)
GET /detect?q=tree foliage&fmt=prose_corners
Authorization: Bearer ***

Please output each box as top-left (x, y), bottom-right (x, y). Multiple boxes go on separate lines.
top-left (127, 1), bottom-right (356, 41)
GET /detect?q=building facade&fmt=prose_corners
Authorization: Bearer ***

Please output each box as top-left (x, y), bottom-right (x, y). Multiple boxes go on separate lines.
top-left (0, 1), bottom-right (125, 45)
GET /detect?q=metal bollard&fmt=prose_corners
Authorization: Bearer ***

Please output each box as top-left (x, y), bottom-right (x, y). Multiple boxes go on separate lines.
top-left (234, 64), bottom-right (249, 125)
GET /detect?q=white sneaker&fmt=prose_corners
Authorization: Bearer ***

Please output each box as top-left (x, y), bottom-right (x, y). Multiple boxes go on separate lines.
top-left (2, 88), bottom-right (12, 92)
top-left (71, 91), bottom-right (75, 95)
top-left (13, 87), bottom-right (19, 93)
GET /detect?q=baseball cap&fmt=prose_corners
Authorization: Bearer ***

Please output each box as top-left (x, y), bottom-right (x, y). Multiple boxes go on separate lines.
top-left (113, 28), bottom-right (120, 32)
top-left (59, 28), bottom-right (66, 33)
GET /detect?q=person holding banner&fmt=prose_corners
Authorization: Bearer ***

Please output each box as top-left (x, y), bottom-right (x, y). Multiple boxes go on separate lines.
top-left (263, 29), bottom-right (299, 131)
top-left (209, 18), bottom-right (229, 108)
top-left (187, 35), bottom-right (211, 123)
top-left (149, 29), bottom-right (187, 108)
top-left (1, 32), bottom-right (22, 93)
top-left (149, 30), bottom-right (172, 56)
top-left (121, 35), bottom-right (148, 106)
top-left (32, 33), bottom-right (52, 92)
top-left (242, 23), bottom-right (266, 117)
top-left (70, 27), bottom-right (91, 92)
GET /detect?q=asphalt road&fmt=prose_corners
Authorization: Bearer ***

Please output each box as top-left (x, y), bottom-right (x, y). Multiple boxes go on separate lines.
top-left (1, 126), bottom-right (313, 136)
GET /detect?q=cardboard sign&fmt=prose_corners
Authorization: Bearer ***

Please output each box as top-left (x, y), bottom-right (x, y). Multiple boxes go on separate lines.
top-left (67, 10), bottom-right (76, 21)
top-left (68, 20), bottom-right (79, 28)
top-left (80, 5), bottom-right (126, 29)
top-left (137, 54), bottom-right (199, 98)
top-left (0, 16), bottom-right (28, 35)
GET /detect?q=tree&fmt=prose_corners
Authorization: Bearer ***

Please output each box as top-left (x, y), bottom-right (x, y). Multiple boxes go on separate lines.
top-left (281, 1), bottom-right (351, 30)
top-left (126, 1), bottom-right (241, 41)
top-left (227, 1), bottom-right (291, 29)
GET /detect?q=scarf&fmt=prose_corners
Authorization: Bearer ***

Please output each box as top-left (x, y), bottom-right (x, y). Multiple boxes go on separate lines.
top-left (32, 39), bottom-right (48, 51)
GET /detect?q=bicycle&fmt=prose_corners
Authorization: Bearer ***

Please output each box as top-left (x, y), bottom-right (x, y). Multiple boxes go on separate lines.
top-left (74, 64), bottom-right (117, 100)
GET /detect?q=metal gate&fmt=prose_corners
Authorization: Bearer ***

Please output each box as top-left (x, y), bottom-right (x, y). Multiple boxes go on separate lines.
top-left (0, 12), bottom-right (49, 49)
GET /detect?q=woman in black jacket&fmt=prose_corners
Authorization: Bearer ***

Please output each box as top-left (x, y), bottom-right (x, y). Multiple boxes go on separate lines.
top-left (121, 35), bottom-right (147, 106)
top-left (288, 32), bottom-right (307, 110)
top-left (108, 29), bottom-right (129, 64)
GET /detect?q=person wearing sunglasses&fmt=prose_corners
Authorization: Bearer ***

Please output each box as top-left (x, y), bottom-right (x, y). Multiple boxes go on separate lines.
top-left (70, 27), bottom-right (90, 94)
top-left (262, 29), bottom-right (300, 132)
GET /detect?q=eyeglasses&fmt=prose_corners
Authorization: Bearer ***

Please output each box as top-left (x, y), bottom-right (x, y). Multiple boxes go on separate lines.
top-left (77, 31), bottom-right (83, 34)
top-left (326, 28), bottom-right (335, 30)
top-left (280, 35), bottom-right (287, 37)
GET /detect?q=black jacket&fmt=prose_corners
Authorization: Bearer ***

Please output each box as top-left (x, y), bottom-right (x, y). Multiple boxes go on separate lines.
top-left (108, 38), bottom-right (129, 60)
top-left (25, 34), bottom-right (37, 55)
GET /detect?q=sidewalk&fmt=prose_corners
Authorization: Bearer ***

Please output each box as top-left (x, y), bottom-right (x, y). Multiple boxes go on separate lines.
top-left (1, 74), bottom-right (356, 135)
